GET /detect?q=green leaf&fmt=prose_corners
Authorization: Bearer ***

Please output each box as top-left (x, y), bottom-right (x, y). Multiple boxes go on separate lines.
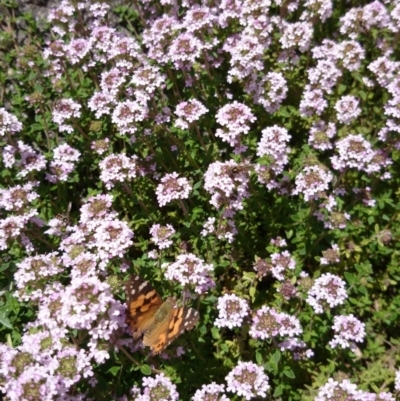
top-left (107, 366), bottom-right (121, 376)
top-left (283, 368), bottom-right (295, 379)
top-left (274, 384), bottom-right (283, 397)
top-left (272, 349), bottom-right (281, 364)
top-left (0, 311), bottom-right (12, 329)
top-left (211, 326), bottom-right (220, 339)
top-left (140, 364), bottom-right (152, 375)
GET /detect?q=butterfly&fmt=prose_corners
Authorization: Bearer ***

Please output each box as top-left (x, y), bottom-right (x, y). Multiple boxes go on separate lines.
top-left (125, 275), bottom-right (200, 354)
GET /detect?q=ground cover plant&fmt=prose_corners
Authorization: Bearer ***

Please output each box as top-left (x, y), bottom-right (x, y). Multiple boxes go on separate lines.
top-left (0, 0), bottom-right (400, 399)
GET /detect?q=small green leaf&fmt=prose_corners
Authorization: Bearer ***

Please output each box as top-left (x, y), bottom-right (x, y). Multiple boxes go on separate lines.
top-left (283, 368), bottom-right (295, 378)
top-left (0, 312), bottom-right (12, 329)
top-left (211, 326), bottom-right (220, 339)
top-left (140, 364), bottom-right (152, 375)
top-left (274, 384), bottom-right (283, 397)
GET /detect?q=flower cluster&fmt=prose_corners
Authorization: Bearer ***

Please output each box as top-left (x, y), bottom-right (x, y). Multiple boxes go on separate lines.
top-left (249, 306), bottom-right (302, 340)
top-left (132, 373), bottom-right (179, 401)
top-left (162, 253), bottom-right (215, 294)
top-left (156, 172), bottom-right (192, 207)
top-left (320, 244), bottom-right (341, 265)
top-left (306, 273), bottom-right (348, 314)
top-left (315, 378), bottom-right (395, 401)
top-left (204, 160), bottom-right (251, 212)
top-left (174, 99), bottom-right (208, 130)
top-left (191, 383), bottom-right (229, 401)
top-left (292, 165), bottom-right (333, 202)
top-left (270, 250), bottom-right (296, 281)
top-left (329, 314), bottom-right (366, 350)
top-left (150, 224), bottom-right (175, 249)
top-left (2, 141), bottom-right (46, 178)
top-left (47, 143), bottom-right (81, 183)
top-left (256, 125), bottom-right (291, 191)
top-left (215, 101), bottom-right (256, 150)
top-left (99, 153), bottom-right (139, 190)
top-left (225, 361), bottom-right (270, 400)
top-left (0, 108), bottom-right (23, 136)
top-left (52, 98), bottom-right (82, 133)
top-left (214, 294), bottom-right (250, 329)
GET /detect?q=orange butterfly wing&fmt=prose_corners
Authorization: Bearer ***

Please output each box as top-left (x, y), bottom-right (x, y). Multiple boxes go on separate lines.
top-left (144, 301), bottom-right (199, 354)
top-left (125, 276), bottom-right (163, 338)
top-left (125, 276), bottom-right (199, 354)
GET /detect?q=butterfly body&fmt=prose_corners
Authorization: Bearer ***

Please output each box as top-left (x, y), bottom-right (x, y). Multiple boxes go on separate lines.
top-left (126, 276), bottom-right (199, 354)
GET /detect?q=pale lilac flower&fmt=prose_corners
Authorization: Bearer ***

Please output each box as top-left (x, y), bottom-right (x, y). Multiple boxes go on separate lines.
top-left (320, 244), bottom-right (340, 265)
top-left (1, 365), bottom-right (59, 401)
top-left (3, 141), bottom-right (46, 177)
top-left (280, 21), bottom-right (313, 52)
top-left (245, 72), bottom-right (288, 113)
top-left (395, 370), bottom-right (400, 391)
top-left (88, 92), bottom-right (115, 118)
top-left (306, 273), bottom-right (348, 313)
top-left (64, 38), bottom-right (92, 64)
top-left (278, 337), bottom-right (314, 360)
top-left (54, 143), bottom-right (81, 162)
top-left (334, 95), bottom-right (361, 124)
top-left (307, 59), bottom-right (342, 94)
top-left (14, 253), bottom-right (63, 301)
top-left (270, 237), bottom-right (287, 247)
top-left (0, 182), bottom-right (39, 212)
top-left (253, 258), bottom-right (273, 278)
top-left (204, 160), bottom-right (251, 212)
top-left (79, 194), bottom-right (115, 223)
top-left (91, 219), bottom-right (134, 261)
top-left (182, 6), bottom-right (217, 32)
top-left (214, 294), bottom-right (249, 329)
top-left (60, 276), bottom-right (114, 330)
top-left (0, 108), bottom-right (23, 136)
top-left (299, 87), bottom-right (328, 117)
top-left (292, 165), bottom-right (333, 201)
top-left (156, 172), bottom-right (192, 207)
top-left (100, 67), bottom-right (127, 95)
top-left (368, 56), bottom-right (399, 88)
top-left (163, 253), bottom-right (214, 294)
top-left (215, 101), bottom-right (256, 147)
top-left (91, 138), bottom-right (110, 155)
top-left (46, 160), bottom-right (76, 183)
top-left (223, 33), bottom-right (266, 82)
top-left (168, 32), bottom-right (204, 69)
top-left (174, 99), bottom-right (208, 129)
top-left (136, 373), bottom-right (179, 401)
top-left (99, 153), bottom-right (139, 190)
top-left (300, 0), bottom-right (333, 22)
top-left (337, 40), bottom-right (365, 71)
top-left (142, 15), bottom-right (179, 63)
top-left (106, 36), bottom-right (141, 65)
top-left (315, 378), bottom-right (363, 401)
top-left (329, 314), bottom-right (366, 350)
top-left (112, 100), bottom-right (148, 135)
top-left (225, 361), bottom-right (270, 400)
top-left (249, 306), bottom-right (302, 340)
top-left (130, 64), bottom-right (166, 100)
top-left (52, 98), bottom-right (82, 133)
top-left (201, 216), bottom-right (238, 243)
top-left (270, 250), bottom-right (296, 280)
top-left (192, 382), bottom-right (229, 401)
top-left (331, 134), bottom-right (390, 174)
top-left (45, 215), bottom-right (70, 237)
top-left (0, 212), bottom-right (37, 251)
top-left (256, 125), bottom-right (291, 178)
top-left (308, 121), bottom-right (336, 150)
top-left (150, 224), bottom-right (175, 249)
top-left (148, 250), bottom-right (159, 259)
